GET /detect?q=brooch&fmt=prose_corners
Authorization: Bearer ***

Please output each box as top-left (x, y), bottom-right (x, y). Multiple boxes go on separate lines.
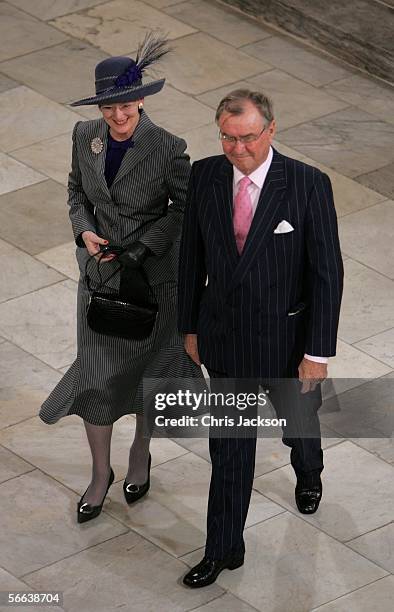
top-left (91, 137), bottom-right (104, 154)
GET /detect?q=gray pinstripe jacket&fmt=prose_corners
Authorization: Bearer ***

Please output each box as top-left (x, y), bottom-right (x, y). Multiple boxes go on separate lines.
top-left (68, 111), bottom-right (190, 289)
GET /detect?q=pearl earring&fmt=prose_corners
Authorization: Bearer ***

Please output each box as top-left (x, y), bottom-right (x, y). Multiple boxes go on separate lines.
top-left (138, 103), bottom-right (143, 110)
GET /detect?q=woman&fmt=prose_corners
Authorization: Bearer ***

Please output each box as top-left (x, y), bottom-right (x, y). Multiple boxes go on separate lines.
top-left (39, 35), bottom-right (202, 523)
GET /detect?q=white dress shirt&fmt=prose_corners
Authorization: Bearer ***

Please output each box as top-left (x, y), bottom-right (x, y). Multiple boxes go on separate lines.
top-left (232, 146), bottom-right (328, 365)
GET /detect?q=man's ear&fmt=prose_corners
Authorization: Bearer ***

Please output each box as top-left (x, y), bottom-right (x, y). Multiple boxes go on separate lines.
top-left (268, 119), bottom-right (276, 140)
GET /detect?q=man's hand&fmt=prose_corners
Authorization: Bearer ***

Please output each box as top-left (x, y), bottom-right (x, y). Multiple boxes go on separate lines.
top-left (81, 231), bottom-right (115, 262)
top-left (298, 358), bottom-right (327, 394)
top-left (184, 333), bottom-right (201, 366)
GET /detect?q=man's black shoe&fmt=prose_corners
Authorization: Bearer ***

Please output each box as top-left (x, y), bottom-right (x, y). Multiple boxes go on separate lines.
top-left (295, 480), bottom-right (322, 514)
top-left (183, 553), bottom-right (244, 588)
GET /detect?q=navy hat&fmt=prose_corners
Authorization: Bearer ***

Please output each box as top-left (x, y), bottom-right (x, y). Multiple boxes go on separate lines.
top-left (70, 34), bottom-right (169, 107)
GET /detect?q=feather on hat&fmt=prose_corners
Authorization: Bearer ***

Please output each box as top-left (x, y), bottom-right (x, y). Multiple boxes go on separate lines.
top-left (70, 33), bottom-right (170, 107)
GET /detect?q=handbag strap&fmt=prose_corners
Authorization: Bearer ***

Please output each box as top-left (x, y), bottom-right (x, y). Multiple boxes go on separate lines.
top-left (85, 251), bottom-right (122, 293)
top-left (84, 250), bottom-right (155, 306)
top-left (119, 265), bottom-right (155, 306)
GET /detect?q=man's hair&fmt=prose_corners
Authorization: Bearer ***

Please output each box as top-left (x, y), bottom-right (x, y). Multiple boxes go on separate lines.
top-left (215, 89), bottom-right (274, 125)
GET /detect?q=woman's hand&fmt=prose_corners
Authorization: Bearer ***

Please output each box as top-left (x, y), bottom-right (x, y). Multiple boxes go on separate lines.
top-left (81, 231), bottom-right (115, 262)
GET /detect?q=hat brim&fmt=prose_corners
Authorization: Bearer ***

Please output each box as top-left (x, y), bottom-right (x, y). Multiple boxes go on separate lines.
top-left (70, 78), bottom-right (165, 107)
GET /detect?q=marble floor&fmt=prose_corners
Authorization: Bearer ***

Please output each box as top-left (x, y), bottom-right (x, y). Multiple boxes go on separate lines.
top-left (0, 1), bottom-right (393, 611)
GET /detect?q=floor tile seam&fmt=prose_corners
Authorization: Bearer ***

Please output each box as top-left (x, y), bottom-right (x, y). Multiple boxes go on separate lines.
top-left (239, 47), bottom-right (355, 91)
top-left (346, 439), bottom-right (394, 467)
top-left (345, 325), bottom-right (394, 347)
top-left (41, 0), bottom-right (112, 22)
top-left (0, 276), bottom-right (70, 307)
top-left (252, 440), bottom-right (346, 480)
top-left (162, 83), bottom-right (216, 110)
top-left (319, 372), bottom-right (394, 431)
top-left (185, 593), bottom-right (230, 612)
top-left (149, 447), bottom-right (191, 466)
top-left (248, 484), bottom-right (394, 559)
top-left (193, 68), bottom-right (276, 101)
top-left (347, 337), bottom-right (394, 369)
top-left (0, 175), bottom-right (48, 196)
top-left (0, 172), bottom-right (49, 195)
top-left (278, 100), bottom-right (394, 138)
top-left (0, 39), bottom-right (73, 73)
top-left (87, 500), bottom-right (214, 567)
top-left (318, 419), bottom-right (389, 445)
top-left (187, 591), bottom-right (261, 612)
top-left (246, 496), bottom-right (287, 523)
top-left (181, 119), bottom-right (221, 138)
top-left (159, 4), bottom-right (271, 51)
top-left (111, 12), bottom-right (196, 39)
top-left (0, 414), bottom-right (56, 433)
top-left (0, 332), bottom-right (63, 383)
top-left (321, 77), bottom-right (394, 100)
top-left (310, 573), bottom-right (391, 610)
top-left (0, 36), bottom-right (71, 67)
top-left (337, 196), bottom-right (389, 219)
top-left (0, 31), bottom-right (110, 74)
top-left (30, 253), bottom-right (76, 280)
top-left (0, 560), bottom-right (45, 592)
top-left (1, 0), bottom-right (99, 23)
top-left (340, 253), bottom-right (394, 282)
top-left (275, 101), bottom-right (377, 138)
top-left (120, 29), bottom-right (198, 59)
top-left (19, 529), bottom-right (134, 582)
top-left (0, 441), bottom-right (39, 470)
top-left (353, 161), bottom-right (394, 179)
top-left (6, 128), bottom-right (75, 156)
top-left (168, 0), bottom-right (276, 48)
top-left (0, 462), bottom-right (90, 498)
top-left (345, 519), bottom-right (394, 544)
top-left (4, 130), bottom-right (77, 157)
top-left (0, 71), bottom-right (20, 90)
top-left (176, 500), bottom-right (378, 562)
top-left (0, 466), bottom-right (36, 486)
top-left (0, 450), bottom-right (130, 499)
top-left (169, 440), bottom-right (211, 462)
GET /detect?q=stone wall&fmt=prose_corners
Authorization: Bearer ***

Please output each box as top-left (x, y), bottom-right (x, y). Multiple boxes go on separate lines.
top-left (219, 0), bottom-right (394, 83)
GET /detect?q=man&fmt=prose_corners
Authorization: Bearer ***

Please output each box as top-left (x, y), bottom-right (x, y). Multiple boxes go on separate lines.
top-left (178, 90), bottom-right (343, 587)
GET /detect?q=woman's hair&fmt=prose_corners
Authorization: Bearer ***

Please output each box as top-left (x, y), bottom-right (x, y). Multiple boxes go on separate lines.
top-left (215, 89), bottom-right (274, 125)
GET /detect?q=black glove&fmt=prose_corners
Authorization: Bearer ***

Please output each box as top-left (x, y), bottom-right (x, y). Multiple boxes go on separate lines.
top-left (118, 241), bottom-right (151, 268)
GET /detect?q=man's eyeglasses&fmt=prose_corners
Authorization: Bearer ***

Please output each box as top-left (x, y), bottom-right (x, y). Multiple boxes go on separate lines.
top-left (219, 125), bottom-right (267, 145)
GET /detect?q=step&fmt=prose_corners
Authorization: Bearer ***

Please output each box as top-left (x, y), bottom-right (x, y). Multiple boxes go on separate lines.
top-left (220, 0), bottom-right (394, 83)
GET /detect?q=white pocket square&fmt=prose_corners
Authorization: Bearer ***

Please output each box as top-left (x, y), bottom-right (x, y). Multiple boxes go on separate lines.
top-left (274, 220), bottom-right (294, 234)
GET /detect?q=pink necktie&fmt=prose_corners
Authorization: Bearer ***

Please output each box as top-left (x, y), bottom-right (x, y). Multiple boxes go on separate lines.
top-left (233, 176), bottom-right (253, 254)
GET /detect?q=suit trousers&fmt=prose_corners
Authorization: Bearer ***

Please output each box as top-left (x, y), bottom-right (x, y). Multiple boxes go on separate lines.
top-left (205, 369), bottom-right (324, 560)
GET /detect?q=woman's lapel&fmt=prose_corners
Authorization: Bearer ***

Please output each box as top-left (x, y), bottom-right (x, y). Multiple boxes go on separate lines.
top-left (91, 118), bottom-right (110, 198)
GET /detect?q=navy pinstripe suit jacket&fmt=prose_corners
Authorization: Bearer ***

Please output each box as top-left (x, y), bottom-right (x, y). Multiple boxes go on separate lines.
top-left (178, 148), bottom-right (344, 378)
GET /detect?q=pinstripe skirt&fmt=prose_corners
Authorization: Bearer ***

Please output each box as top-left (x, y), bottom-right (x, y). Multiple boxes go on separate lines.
top-left (39, 279), bottom-right (203, 426)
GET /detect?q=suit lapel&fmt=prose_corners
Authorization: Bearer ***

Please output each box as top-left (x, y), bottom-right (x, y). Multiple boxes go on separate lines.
top-left (111, 111), bottom-right (162, 187)
top-left (212, 158), bottom-right (239, 268)
top-left (227, 149), bottom-right (288, 294)
top-left (91, 118), bottom-right (110, 199)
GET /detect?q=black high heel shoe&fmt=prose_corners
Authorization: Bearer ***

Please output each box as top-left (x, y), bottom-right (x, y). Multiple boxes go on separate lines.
top-left (77, 468), bottom-right (114, 524)
top-left (123, 453), bottom-right (151, 504)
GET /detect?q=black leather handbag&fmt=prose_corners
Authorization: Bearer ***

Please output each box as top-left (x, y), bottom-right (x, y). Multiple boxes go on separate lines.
top-left (85, 248), bottom-right (158, 340)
